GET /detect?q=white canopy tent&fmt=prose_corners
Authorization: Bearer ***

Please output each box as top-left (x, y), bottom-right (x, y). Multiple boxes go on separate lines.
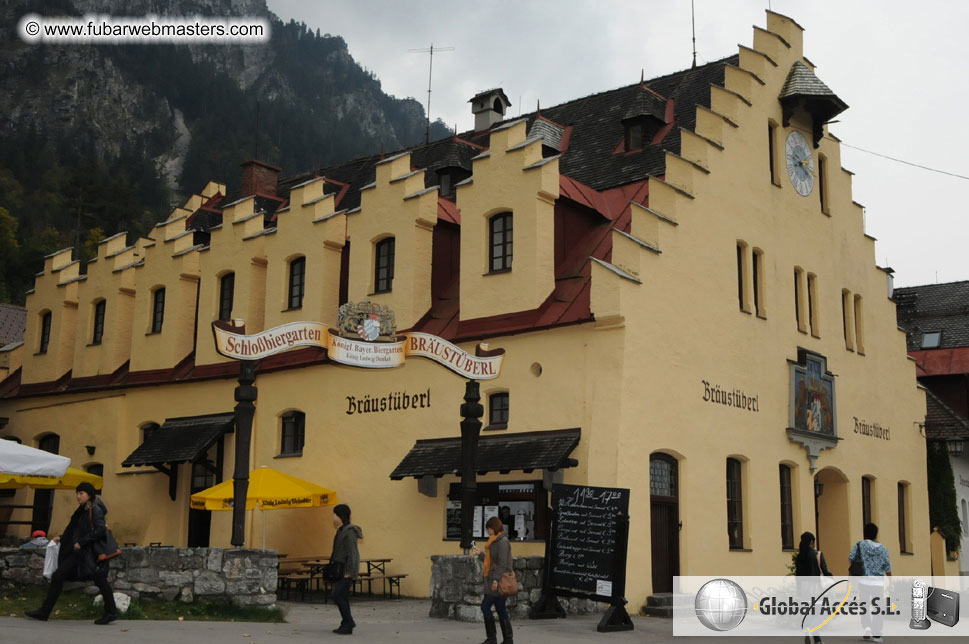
top-left (0, 440), bottom-right (70, 477)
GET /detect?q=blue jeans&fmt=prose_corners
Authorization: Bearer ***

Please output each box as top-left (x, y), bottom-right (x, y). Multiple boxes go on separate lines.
top-left (481, 593), bottom-right (509, 621)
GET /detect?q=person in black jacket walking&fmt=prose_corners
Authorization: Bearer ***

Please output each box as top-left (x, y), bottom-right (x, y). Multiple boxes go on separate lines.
top-left (329, 503), bottom-right (362, 635)
top-left (25, 482), bottom-right (118, 625)
top-left (794, 531), bottom-right (831, 644)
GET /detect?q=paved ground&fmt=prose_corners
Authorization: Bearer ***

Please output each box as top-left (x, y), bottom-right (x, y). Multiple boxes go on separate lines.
top-left (0, 598), bottom-right (960, 643)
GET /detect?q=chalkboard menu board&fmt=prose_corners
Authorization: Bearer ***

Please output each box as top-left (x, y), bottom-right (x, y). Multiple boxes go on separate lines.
top-left (548, 483), bottom-right (630, 599)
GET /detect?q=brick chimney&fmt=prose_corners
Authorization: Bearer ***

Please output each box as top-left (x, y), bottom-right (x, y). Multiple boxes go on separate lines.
top-left (240, 159), bottom-right (281, 197)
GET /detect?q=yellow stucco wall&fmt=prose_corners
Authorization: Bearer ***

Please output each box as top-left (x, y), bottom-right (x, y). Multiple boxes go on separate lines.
top-left (0, 10), bottom-right (930, 606)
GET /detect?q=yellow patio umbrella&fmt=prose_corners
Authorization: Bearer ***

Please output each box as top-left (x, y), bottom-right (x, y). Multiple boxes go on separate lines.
top-left (0, 467), bottom-right (104, 490)
top-left (190, 466), bottom-right (337, 548)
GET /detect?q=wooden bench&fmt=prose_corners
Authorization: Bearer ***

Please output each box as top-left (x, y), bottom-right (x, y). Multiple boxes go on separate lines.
top-left (277, 572), bottom-right (313, 602)
top-left (354, 573), bottom-right (407, 599)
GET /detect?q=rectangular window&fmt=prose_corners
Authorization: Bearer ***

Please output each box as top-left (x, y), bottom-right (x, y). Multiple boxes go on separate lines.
top-left (753, 249), bottom-right (765, 317)
top-left (779, 464), bottom-right (794, 550)
top-left (807, 273), bottom-right (819, 337)
top-left (727, 458), bottom-right (744, 549)
top-left (794, 268), bottom-right (805, 332)
top-left (626, 123), bottom-right (643, 151)
top-left (854, 295), bottom-right (865, 354)
top-left (768, 122), bottom-right (779, 185)
top-left (92, 300), bottom-right (106, 345)
top-left (447, 481), bottom-right (548, 541)
top-left (818, 154), bottom-right (828, 213)
top-left (487, 392), bottom-right (509, 429)
top-left (921, 331), bottom-right (941, 349)
top-left (280, 411), bottom-right (305, 456)
top-left (862, 476), bottom-right (872, 526)
top-left (39, 311), bottom-right (51, 353)
top-left (842, 289), bottom-right (854, 350)
top-left (288, 257), bottom-right (305, 309)
top-left (375, 238), bottom-right (395, 293)
top-left (151, 288), bottom-right (165, 334)
top-left (489, 212), bottom-right (513, 273)
top-left (737, 243), bottom-right (746, 311)
top-left (898, 482), bottom-right (909, 553)
top-left (218, 273), bottom-right (235, 322)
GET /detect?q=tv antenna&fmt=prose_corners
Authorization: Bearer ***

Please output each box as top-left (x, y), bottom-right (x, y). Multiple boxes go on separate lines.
top-left (691, 0), bottom-right (697, 68)
top-left (408, 43), bottom-right (454, 143)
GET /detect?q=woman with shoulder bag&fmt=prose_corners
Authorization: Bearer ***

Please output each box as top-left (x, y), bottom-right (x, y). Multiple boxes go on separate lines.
top-left (25, 482), bottom-right (118, 625)
top-left (329, 504), bottom-right (362, 635)
top-left (472, 516), bottom-right (514, 644)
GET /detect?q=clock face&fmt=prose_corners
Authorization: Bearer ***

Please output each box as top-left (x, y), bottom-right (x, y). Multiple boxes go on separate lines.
top-left (785, 130), bottom-right (815, 197)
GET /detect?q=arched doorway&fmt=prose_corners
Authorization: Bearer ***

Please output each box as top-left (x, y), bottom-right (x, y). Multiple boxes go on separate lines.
top-left (650, 453), bottom-right (679, 593)
top-left (32, 433), bottom-right (60, 533)
top-left (815, 467), bottom-right (850, 575)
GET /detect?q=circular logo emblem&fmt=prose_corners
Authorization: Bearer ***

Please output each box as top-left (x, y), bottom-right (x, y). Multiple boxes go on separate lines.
top-left (695, 578), bottom-right (748, 631)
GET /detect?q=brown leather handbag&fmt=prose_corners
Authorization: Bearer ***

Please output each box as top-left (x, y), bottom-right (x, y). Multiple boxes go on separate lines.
top-left (498, 571), bottom-right (518, 596)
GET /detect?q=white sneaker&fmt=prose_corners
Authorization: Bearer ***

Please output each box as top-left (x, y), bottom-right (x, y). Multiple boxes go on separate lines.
top-left (862, 627), bottom-right (872, 640)
top-left (872, 637), bottom-right (883, 643)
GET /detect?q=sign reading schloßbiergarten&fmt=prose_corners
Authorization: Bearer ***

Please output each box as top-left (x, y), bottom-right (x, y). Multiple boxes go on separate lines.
top-left (212, 301), bottom-right (504, 379)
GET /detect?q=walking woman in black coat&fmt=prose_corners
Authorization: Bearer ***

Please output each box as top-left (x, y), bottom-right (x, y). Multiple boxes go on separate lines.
top-left (25, 482), bottom-right (118, 625)
top-left (794, 531), bottom-right (831, 644)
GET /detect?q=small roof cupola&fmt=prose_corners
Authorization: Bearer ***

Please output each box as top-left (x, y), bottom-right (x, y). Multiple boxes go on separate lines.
top-left (779, 61), bottom-right (848, 147)
top-left (470, 88), bottom-right (512, 132)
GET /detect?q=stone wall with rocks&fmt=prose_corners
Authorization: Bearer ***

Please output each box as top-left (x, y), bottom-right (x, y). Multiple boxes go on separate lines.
top-left (0, 547), bottom-right (277, 607)
top-left (430, 554), bottom-right (602, 622)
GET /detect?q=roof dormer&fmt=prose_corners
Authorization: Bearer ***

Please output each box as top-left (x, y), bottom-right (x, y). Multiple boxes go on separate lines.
top-left (779, 61), bottom-right (848, 147)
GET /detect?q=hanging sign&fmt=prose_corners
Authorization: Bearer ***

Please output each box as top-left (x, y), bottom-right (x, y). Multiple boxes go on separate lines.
top-left (212, 301), bottom-right (503, 379)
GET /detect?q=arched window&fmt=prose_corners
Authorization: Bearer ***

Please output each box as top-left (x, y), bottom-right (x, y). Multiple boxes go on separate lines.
top-left (92, 300), bottom-right (106, 344)
top-left (487, 392), bottom-right (509, 430)
top-left (779, 464), bottom-right (794, 549)
top-left (218, 272), bottom-right (235, 321)
top-left (489, 212), bottom-right (513, 273)
top-left (151, 287), bottom-right (166, 333)
top-left (32, 434), bottom-right (60, 533)
top-left (288, 257), bottom-right (305, 309)
top-left (726, 458), bottom-right (744, 549)
top-left (375, 238), bottom-right (395, 293)
top-left (280, 411), bottom-right (305, 456)
top-left (39, 311), bottom-right (52, 353)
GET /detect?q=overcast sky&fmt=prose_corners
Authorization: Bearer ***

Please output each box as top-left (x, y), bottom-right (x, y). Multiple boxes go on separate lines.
top-left (268, 0), bottom-right (968, 288)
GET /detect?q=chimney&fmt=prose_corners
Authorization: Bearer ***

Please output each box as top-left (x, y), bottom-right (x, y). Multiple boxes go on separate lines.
top-left (469, 88), bottom-right (512, 132)
top-left (240, 159), bottom-right (282, 197)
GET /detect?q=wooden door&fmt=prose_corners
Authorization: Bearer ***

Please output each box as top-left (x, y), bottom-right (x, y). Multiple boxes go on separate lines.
top-left (650, 454), bottom-right (679, 593)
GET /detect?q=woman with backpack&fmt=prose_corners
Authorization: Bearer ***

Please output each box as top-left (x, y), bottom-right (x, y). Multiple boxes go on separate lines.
top-left (25, 482), bottom-right (118, 625)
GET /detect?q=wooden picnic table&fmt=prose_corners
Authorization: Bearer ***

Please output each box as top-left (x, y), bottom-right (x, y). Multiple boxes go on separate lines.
top-left (298, 558), bottom-right (404, 598)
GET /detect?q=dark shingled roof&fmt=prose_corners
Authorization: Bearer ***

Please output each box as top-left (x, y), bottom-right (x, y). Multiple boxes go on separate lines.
top-left (273, 56), bottom-right (737, 210)
top-left (925, 389), bottom-right (969, 440)
top-left (390, 428), bottom-right (581, 480)
top-left (894, 281), bottom-right (969, 351)
top-left (0, 303), bottom-right (26, 348)
top-left (122, 412), bottom-right (234, 467)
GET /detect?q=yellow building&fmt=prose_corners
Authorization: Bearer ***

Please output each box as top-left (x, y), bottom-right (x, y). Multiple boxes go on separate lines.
top-left (0, 11), bottom-right (929, 604)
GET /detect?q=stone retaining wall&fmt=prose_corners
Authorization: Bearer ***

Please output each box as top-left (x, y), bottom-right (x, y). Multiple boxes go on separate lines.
top-left (429, 554), bottom-right (601, 622)
top-left (0, 547), bottom-right (277, 607)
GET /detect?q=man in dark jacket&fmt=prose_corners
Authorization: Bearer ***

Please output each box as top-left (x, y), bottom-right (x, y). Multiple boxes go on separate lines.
top-left (25, 482), bottom-right (118, 625)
